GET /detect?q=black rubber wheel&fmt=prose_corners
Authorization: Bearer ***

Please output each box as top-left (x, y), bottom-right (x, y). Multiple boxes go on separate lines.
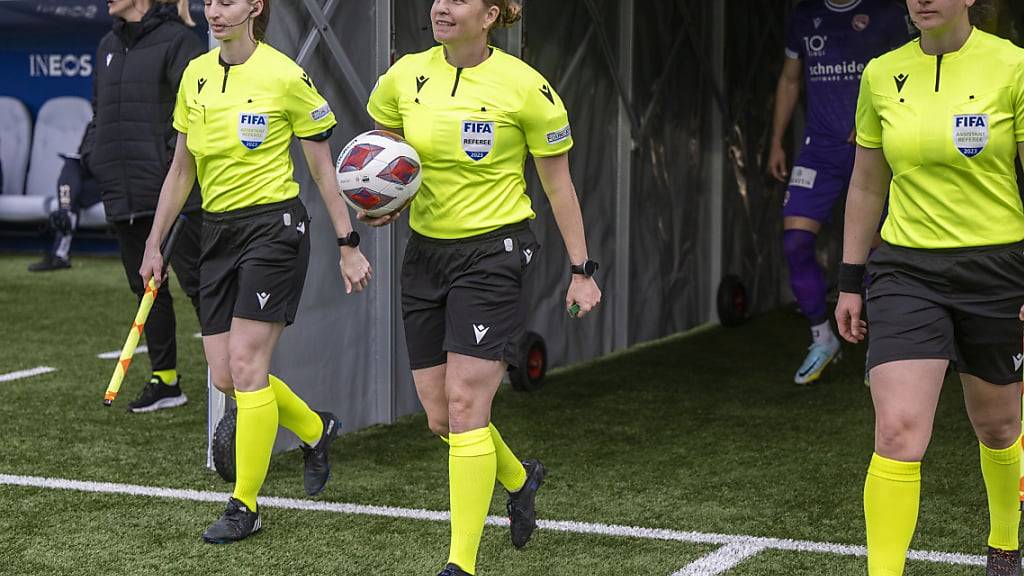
top-left (212, 404), bottom-right (236, 483)
top-left (509, 331), bottom-right (547, 392)
top-left (717, 274), bottom-right (748, 327)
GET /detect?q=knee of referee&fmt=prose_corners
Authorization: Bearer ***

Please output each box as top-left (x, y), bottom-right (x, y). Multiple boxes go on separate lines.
top-left (971, 415), bottom-right (1021, 449)
top-left (874, 414), bottom-right (933, 461)
top-left (227, 351), bottom-right (269, 393)
top-left (446, 387), bottom-right (492, 433)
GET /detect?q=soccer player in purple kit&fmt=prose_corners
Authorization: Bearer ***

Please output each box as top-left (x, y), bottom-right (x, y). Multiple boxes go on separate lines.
top-left (769, 0), bottom-right (916, 385)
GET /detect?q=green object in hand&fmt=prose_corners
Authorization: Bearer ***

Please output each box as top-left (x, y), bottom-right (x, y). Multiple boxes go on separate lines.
top-left (568, 303), bottom-right (580, 318)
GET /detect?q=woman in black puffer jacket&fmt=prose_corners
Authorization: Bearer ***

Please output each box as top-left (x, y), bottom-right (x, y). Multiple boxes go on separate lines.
top-left (81, 0), bottom-right (205, 414)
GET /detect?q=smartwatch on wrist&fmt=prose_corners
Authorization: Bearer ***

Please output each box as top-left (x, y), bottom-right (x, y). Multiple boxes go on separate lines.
top-left (570, 259), bottom-right (599, 278)
top-left (337, 231), bottom-right (361, 248)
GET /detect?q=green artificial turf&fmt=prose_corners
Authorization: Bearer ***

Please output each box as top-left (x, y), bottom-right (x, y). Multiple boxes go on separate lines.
top-left (0, 254), bottom-right (1011, 574)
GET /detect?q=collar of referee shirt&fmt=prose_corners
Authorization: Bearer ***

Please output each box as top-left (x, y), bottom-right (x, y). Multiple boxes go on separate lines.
top-left (917, 25), bottom-right (977, 58)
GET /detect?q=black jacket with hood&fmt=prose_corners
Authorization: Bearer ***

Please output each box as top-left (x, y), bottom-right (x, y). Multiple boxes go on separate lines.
top-left (80, 2), bottom-right (203, 222)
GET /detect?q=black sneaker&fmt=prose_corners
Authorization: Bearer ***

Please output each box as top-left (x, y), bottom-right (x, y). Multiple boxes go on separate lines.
top-left (202, 498), bottom-right (261, 544)
top-left (507, 459), bottom-right (547, 549)
top-left (128, 375), bottom-right (188, 413)
top-left (437, 564), bottom-right (471, 576)
top-left (988, 547), bottom-right (1022, 576)
top-left (300, 411), bottom-right (342, 496)
top-left (28, 254), bottom-right (70, 272)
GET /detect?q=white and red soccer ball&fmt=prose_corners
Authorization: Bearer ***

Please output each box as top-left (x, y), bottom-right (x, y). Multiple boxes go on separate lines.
top-left (335, 130), bottom-right (422, 218)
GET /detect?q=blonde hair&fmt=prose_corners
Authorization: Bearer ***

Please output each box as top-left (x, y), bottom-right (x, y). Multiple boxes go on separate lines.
top-left (483, 0), bottom-right (522, 30)
top-left (157, 0), bottom-right (195, 27)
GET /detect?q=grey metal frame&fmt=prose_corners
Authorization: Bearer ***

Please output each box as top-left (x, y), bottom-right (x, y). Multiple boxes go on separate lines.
top-left (374, 0), bottom-right (396, 422)
top-left (614, 0), bottom-right (634, 350)
top-left (708, 0), bottom-right (725, 322)
top-left (298, 0), bottom-right (370, 105)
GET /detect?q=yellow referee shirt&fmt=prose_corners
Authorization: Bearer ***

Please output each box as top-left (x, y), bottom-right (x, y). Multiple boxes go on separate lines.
top-left (173, 43), bottom-right (337, 213)
top-left (856, 29), bottom-right (1024, 248)
top-left (367, 46), bottom-right (573, 239)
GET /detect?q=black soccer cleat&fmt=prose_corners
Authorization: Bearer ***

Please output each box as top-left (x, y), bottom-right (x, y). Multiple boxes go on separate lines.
top-left (202, 498), bottom-right (261, 544)
top-left (507, 459), bottom-right (547, 549)
top-left (988, 547), bottom-right (1022, 576)
top-left (128, 375), bottom-right (188, 413)
top-left (300, 411), bottom-right (342, 496)
top-left (27, 254), bottom-right (70, 272)
top-left (437, 563), bottom-right (471, 576)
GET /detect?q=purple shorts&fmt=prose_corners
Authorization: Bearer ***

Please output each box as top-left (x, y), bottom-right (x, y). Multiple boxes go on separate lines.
top-left (782, 136), bottom-right (856, 224)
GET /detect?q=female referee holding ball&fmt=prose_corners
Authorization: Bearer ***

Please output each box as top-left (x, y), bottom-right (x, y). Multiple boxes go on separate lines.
top-left (365, 0), bottom-right (601, 574)
top-left (836, 0), bottom-right (1024, 573)
top-left (140, 0), bottom-right (372, 543)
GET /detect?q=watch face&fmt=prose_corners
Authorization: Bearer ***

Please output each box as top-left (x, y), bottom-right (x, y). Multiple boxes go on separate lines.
top-left (584, 260), bottom-right (598, 276)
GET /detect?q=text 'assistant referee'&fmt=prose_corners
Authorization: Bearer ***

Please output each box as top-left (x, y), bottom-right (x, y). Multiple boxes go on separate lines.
top-left (238, 113), bottom-right (269, 150)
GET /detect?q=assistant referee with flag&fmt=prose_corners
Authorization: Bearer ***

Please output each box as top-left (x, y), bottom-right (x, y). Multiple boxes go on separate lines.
top-left (140, 0), bottom-right (371, 543)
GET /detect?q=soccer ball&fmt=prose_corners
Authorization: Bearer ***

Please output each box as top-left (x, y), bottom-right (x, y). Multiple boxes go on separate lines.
top-left (335, 130), bottom-right (422, 218)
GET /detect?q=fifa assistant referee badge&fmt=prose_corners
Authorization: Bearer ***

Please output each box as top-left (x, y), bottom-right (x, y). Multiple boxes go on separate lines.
top-left (337, 231), bottom-right (361, 248)
top-left (570, 260), bottom-right (599, 278)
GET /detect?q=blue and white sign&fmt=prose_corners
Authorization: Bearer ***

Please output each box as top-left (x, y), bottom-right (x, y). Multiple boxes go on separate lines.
top-left (953, 114), bottom-right (989, 158)
top-left (461, 120), bottom-right (494, 161)
top-left (238, 113), bottom-right (269, 150)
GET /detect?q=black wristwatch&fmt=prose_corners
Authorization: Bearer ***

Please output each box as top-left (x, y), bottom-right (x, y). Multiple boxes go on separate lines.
top-left (570, 259), bottom-right (599, 278)
top-left (337, 231), bottom-right (360, 248)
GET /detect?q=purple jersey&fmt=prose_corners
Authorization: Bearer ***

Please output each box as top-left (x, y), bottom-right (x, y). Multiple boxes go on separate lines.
top-left (785, 0), bottom-right (915, 143)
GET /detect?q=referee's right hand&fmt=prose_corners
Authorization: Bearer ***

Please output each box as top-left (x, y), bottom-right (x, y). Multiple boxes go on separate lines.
top-left (836, 292), bottom-right (867, 344)
top-left (139, 241), bottom-right (165, 289)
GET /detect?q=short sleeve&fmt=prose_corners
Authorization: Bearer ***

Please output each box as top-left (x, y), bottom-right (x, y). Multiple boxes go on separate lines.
top-left (286, 69), bottom-right (337, 138)
top-left (855, 63), bottom-right (883, 148)
top-left (172, 69), bottom-right (189, 133)
top-left (367, 63), bottom-right (403, 128)
top-left (516, 76), bottom-right (573, 157)
top-left (1014, 59), bottom-right (1024, 142)
top-left (784, 12), bottom-right (804, 60)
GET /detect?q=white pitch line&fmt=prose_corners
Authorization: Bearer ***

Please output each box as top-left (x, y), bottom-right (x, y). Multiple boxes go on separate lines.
top-left (97, 346), bottom-right (148, 359)
top-left (0, 367), bottom-right (56, 383)
top-left (672, 543), bottom-right (767, 576)
top-left (0, 473), bottom-right (987, 568)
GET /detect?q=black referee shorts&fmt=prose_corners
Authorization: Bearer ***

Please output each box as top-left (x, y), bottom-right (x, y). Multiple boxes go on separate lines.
top-left (866, 241), bottom-right (1024, 385)
top-left (401, 221), bottom-right (540, 370)
top-left (199, 198), bottom-right (310, 336)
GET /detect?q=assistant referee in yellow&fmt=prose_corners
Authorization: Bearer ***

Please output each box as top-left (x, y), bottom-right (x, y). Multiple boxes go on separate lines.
top-left (365, 1), bottom-right (601, 574)
top-left (140, 0), bottom-right (372, 543)
top-left (835, 0), bottom-right (1024, 573)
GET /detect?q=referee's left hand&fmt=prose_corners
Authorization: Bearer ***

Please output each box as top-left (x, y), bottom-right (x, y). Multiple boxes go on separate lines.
top-left (566, 276), bottom-right (601, 319)
top-left (340, 247), bottom-right (372, 294)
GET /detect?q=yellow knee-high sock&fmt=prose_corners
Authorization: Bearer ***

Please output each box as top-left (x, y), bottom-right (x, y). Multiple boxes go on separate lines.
top-left (268, 375), bottom-right (322, 446)
top-left (865, 453), bottom-right (921, 576)
top-left (448, 427), bottom-right (496, 575)
top-left (489, 423), bottom-right (526, 493)
top-left (980, 438), bottom-right (1022, 551)
top-left (232, 387), bottom-right (278, 510)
